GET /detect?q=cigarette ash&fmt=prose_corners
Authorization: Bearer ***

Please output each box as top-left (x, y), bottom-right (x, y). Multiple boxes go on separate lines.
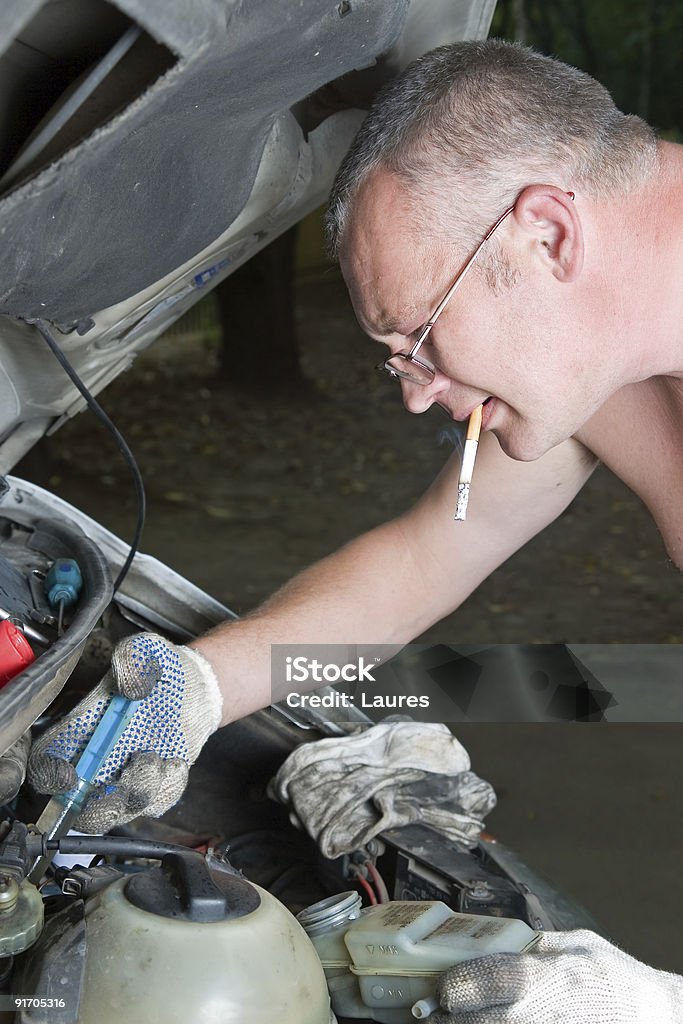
top-left (454, 482), bottom-right (470, 521)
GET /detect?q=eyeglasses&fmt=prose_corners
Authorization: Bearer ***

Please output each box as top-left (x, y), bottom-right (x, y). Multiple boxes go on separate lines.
top-left (377, 192), bottom-right (574, 386)
top-left (377, 205), bottom-right (514, 385)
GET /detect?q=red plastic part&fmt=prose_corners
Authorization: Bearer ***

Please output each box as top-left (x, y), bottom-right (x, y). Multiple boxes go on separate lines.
top-left (0, 620), bottom-right (36, 687)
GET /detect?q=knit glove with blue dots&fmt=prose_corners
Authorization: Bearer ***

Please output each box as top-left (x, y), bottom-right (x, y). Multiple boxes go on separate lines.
top-left (28, 633), bottom-right (223, 833)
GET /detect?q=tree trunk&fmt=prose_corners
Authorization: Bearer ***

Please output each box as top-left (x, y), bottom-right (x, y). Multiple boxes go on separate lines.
top-left (214, 226), bottom-right (306, 396)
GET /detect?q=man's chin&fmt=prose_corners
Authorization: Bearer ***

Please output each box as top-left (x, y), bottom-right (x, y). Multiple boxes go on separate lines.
top-left (493, 424), bottom-right (562, 463)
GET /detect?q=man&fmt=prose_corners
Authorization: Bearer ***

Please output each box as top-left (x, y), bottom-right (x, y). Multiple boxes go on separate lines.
top-left (28, 40), bottom-right (683, 1021)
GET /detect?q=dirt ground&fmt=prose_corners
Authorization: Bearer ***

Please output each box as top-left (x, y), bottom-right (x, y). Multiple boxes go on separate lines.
top-left (17, 271), bottom-right (681, 643)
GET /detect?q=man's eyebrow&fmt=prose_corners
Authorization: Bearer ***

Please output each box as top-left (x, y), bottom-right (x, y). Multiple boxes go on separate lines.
top-left (373, 304), bottom-right (421, 337)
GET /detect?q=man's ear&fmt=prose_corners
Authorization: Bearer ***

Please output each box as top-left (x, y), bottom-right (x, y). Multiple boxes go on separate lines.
top-left (513, 185), bottom-right (583, 282)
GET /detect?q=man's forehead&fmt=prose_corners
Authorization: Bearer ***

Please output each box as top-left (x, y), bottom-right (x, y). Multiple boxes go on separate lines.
top-left (340, 169), bottom-right (446, 336)
top-left (342, 255), bottom-right (424, 338)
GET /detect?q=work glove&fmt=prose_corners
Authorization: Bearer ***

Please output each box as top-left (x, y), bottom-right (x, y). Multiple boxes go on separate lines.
top-left (28, 633), bottom-right (223, 833)
top-left (430, 929), bottom-right (683, 1024)
top-left (269, 722), bottom-right (496, 858)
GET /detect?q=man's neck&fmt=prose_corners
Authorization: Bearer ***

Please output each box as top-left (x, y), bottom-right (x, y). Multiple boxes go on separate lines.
top-left (615, 142), bottom-right (683, 382)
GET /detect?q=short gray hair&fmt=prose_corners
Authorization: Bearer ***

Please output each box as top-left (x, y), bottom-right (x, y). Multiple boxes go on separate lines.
top-left (325, 39), bottom-right (658, 258)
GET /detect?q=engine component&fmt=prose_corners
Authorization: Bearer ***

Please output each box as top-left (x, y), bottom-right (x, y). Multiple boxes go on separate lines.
top-left (54, 864), bottom-right (123, 901)
top-left (0, 620), bottom-right (35, 687)
top-left (44, 560), bottom-right (82, 610)
top-left (0, 509), bottom-right (113, 758)
top-left (0, 873), bottom-right (43, 957)
top-left (299, 892), bottom-right (538, 1023)
top-left (81, 851), bottom-right (331, 1024)
top-left (17, 848), bottom-right (332, 1024)
top-left (44, 558), bottom-right (83, 634)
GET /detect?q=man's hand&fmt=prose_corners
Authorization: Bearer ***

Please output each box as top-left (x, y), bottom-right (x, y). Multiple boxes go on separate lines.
top-left (28, 633), bottom-right (223, 832)
top-left (431, 930), bottom-right (683, 1023)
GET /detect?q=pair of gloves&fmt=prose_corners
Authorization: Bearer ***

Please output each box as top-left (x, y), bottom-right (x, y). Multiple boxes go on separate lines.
top-left (5, 633), bottom-right (680, 1024)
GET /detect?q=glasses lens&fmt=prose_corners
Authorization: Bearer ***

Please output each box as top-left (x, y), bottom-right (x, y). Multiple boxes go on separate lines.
top-left (384, 353), bottom-right (435, 385)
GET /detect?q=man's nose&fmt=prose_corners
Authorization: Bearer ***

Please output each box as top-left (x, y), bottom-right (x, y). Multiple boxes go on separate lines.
top-left (400, 371), bottom-right (450, 414)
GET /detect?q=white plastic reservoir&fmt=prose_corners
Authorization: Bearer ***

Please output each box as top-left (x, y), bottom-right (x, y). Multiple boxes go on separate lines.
top-left (299, 893), bottom-right (539, 1023)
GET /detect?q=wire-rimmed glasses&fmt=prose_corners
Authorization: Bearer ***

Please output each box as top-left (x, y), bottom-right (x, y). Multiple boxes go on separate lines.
top-left (377, 191), bottom-right (575, 385)
top-left (377, 204), bottom-right (516, 386)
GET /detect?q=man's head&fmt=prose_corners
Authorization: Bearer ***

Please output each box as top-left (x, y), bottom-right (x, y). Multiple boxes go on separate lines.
top-left (327, 39), bottom-right (656, 258)
top-left (326, 40), bottom-right (659, 461)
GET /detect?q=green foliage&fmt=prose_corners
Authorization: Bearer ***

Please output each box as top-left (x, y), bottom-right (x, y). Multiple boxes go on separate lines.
top-left (490, 0), bottom-right (683, 134)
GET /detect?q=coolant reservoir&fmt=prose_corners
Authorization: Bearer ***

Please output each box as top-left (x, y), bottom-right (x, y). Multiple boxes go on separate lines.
top-left (78, 852), bottom-right (331, 1024)
top-left (299, 892), bottom-right (539, 1023)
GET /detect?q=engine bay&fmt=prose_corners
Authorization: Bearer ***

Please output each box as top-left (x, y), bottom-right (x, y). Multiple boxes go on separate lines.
top-left (0, 478), bottom-right (594, 1023)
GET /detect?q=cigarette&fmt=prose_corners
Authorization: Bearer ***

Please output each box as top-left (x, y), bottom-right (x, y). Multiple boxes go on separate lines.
top-left (454, 403), bottom-right (483, 521)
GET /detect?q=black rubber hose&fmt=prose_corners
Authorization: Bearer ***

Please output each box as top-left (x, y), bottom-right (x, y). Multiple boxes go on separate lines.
top-left (27, 833), bottom-right (193, 861)
top-left (49, 835), bottom-right (192, 858)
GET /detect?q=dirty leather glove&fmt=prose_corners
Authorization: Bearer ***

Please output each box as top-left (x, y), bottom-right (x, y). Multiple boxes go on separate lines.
top-left (28, 633), bottom-right (223, 832)
top-left (430, 929), bottom-right (683, 1024)
top-left (269, 722), bottom-right (496, 858)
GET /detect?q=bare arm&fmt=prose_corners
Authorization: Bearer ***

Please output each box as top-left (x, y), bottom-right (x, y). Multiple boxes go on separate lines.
top-left (192, 432), bottom-right (597, 724)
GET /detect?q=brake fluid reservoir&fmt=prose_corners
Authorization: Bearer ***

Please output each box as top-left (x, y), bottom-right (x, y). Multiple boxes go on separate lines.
top-left (300, 893), bottom-right (539, 1023)
top-left (346, 899), bottom-right (538, 969)
top-left (78, 852), bottom-right (331, 1024)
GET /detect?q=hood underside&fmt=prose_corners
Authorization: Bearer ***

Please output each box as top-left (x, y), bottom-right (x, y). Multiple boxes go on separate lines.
top-left (0, 0), bottom-right (414, 326)
top-left (0, 0), bottom-right (496, 471)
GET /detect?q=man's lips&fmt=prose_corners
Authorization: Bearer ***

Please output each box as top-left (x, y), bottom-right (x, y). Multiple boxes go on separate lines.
top-left (481, 396), bottom-right (495, 429)
top-left (446, 396), bottom-right (495, 423)
top-left (434, 396), bottom-right (497, 425)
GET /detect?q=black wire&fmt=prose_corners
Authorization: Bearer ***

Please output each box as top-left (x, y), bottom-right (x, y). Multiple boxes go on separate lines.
top-left (33, 319), bottom-right (146, 592)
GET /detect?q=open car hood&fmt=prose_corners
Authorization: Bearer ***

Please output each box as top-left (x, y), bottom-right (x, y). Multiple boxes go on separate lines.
top-left (0, 0), bottom-right (495, 473)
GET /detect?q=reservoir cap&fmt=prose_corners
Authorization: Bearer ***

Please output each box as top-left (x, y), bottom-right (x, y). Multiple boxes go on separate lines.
top-left (124, 851), bottom-right (261, 923)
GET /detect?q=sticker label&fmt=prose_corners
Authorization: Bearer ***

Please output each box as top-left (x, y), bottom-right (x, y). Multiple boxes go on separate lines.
top-left (377, 903), bottom-right (431, 930)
